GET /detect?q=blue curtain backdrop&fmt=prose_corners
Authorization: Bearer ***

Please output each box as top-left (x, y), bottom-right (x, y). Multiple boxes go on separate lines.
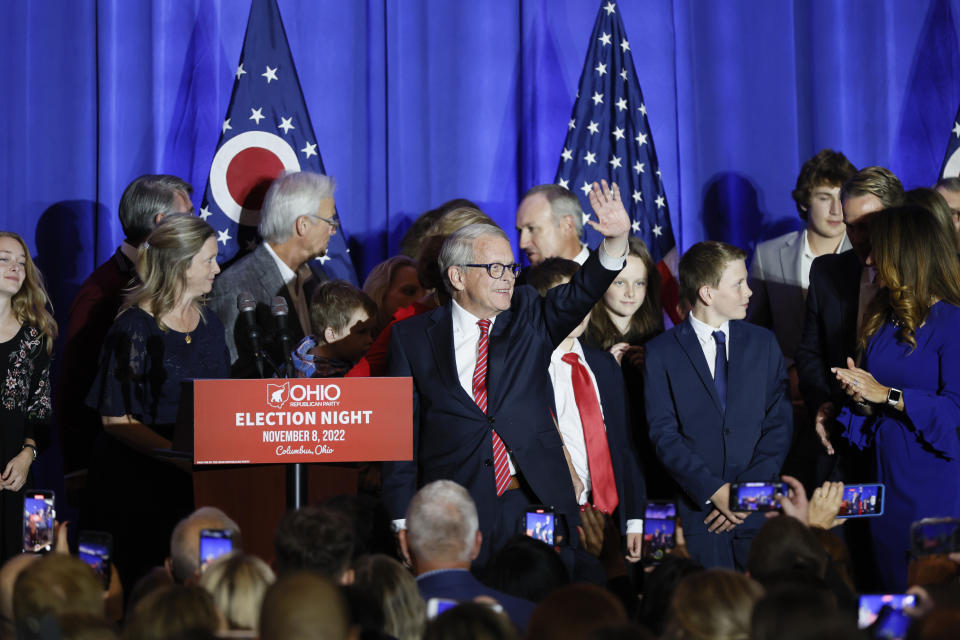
top-left (4, 0), bottom-right (960, 343)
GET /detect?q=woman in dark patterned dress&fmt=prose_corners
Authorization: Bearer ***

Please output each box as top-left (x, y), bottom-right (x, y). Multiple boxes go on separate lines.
top-left (85, 214), bottom-right (229, 588)
top-left (0, 232), bottom-right (56, 564)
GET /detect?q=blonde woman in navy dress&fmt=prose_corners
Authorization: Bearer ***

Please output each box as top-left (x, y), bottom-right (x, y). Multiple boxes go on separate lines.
top-left (830, 206), bottom-right (960, 590)
top-left (86, 214), bottom-right (229, 588)
top-left (0, 232), bottom-right (55, 564)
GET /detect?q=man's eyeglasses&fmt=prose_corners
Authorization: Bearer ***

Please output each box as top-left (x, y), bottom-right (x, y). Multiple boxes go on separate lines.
top-left (306, 213), bottom-right (340, 229)
top-left (463, 262), bottom-right (521, 279)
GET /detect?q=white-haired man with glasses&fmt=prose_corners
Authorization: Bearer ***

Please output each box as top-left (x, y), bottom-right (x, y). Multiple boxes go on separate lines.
top-left (384, 181), bottom-right (631, 576)
top-left (209, 171), bottom-right (335, 377)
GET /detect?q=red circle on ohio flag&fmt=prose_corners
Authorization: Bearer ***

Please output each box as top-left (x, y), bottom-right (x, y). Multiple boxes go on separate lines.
top-left (209, 130), bottom-right (301, 226)
top-left (226, 147), bottom-right (285, 211)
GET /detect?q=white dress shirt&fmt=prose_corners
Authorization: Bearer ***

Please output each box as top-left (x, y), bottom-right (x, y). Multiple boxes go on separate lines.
top-left (572, 244), bottom-right (590, 265)
top-left (688, 313), bottom-right (730, 378)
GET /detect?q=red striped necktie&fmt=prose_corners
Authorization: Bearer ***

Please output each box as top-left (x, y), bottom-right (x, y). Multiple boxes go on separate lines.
top-left (473, 319), bottom-right (511, 496)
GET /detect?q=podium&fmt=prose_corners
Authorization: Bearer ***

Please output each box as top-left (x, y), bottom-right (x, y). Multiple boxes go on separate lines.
top-left (189, 377), bottom-right (412, 564)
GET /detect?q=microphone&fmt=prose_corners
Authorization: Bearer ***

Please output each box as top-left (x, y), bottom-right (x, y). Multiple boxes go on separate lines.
top-left (237, 292), bottom-right (265, 377)
top-left (271, 296), bottom-right (296, 378)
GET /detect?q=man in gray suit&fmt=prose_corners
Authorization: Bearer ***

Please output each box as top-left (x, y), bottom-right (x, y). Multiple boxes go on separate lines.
top-left (747, 149), bottom-right (856, 366)
top-left (208, 171), bottom-right (335, 377)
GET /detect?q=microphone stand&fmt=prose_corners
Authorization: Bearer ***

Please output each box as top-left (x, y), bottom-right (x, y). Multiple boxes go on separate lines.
top-left (274, 317), bottom-right (307, 511)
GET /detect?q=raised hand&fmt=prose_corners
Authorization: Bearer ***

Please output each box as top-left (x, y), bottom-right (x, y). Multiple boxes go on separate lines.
top-left (587, 180), bottom-right (631, 246)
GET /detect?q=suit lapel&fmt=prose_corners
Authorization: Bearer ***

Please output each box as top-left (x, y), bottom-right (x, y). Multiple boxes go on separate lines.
top-left (427, 305), bottom-right (481, 413)
top-left (484, 308), bottom-right (513, 413)
top-left (676, 321), bottom-right (724, 415)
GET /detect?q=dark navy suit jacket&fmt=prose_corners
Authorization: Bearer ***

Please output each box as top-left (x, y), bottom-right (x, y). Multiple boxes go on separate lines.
top-left (581, 344), bottom-right (647, 532)
top-left (794, 249), bottom-right (862, 416)
top-left (417, 569), bottom-right (535, 631)
top-left (643, 317), bottom-right (792, 567)
top-left (384, 250), bottom-right (620, 552)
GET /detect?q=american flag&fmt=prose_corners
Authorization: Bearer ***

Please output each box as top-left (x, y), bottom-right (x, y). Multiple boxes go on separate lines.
top-left (555, 0), bottom-right (680, 323)
top-left (941, 104), bottom-right (960, 179)
top-left (198, 0), bottom-right (357, 284)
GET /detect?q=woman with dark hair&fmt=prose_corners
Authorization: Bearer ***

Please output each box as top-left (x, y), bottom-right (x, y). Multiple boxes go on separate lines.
top-left (830, 205), bottom-right (960, 590)
top-left (0, 232), bottom-right (56, 563)
top-left (86, 213), bottom-right (229, 587)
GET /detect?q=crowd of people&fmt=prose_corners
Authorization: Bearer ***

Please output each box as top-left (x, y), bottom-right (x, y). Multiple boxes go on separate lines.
top-left (1, 155), bottom-right (960, 639)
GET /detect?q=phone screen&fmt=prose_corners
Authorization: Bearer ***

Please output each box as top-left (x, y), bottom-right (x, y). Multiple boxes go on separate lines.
top-left (837, 484), bottom-right (884, 518)
top-left (426, 598), bottom-right (458, 619)
top-left (731, 482), bottom-right (787, 512)
top-left (857, 594), bottom-right (916, 629)
top-left (643, 502), bottom-right (677, 562)
top-left (524, 510), bottom-right (555, 546)
top-left (200, 529), bottom-right (234, 568)
top-left (78, 532), bottom-right (112, 589)
top-left (910, 518), bottom-right (960, 555)
top-left (22, 491), bottom-right (55, 553)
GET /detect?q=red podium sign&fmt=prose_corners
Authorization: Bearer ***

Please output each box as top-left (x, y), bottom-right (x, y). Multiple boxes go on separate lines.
top-left (193, 378), bottom-right (413, 465)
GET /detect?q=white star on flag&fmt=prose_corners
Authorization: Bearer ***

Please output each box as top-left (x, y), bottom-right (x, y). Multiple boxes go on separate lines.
top-left (635, 132), bottom-right (648, 146)
top-left (278, 116), bottom-right (295, 134)
top-left (262, 65), bottom-right (278, 83)
top-left (616, 98), bottom-right (627, 112)
top-left (620, 69), bottom-right (628, 81)
top-left (249, 107), bottom-right (265, 124)
top-left (655, 195), bottom-right (665, 208)
top-left (613, 126), bottom-right (625, 140)
top-left (581, 211), bottom-right (592, 227)
top-left (595, 62), bottom-right (607, 76)
top-left (580, 182), bottom-right (593, 196)
top-left (558, 178), bottom-right (569, 189)
top-left (631, 220), bottom-right (641, 233)
top-left (592, 91), bottom-right (604, 106)
top-left (222, 119), bottom-right (232, 134)
top-left (652, 224), bottom-right (663, 236)
top-left (609, 155), bottom-right (622, 169)
top-left (954, 121), bottom-right (960, 137)
top-left (569, 118), bottom-right (576, 130)
top-left (587, 121), bottom-right (600, 134)
top-left (217, 228), bottom-right (233, 245)
top-left (598, 32), bottom-right (612, 46)
top-left (301, 141), bottom-right (317, 158)
top-left (632, 191), bottom-right (642, 203)
top-left (199, 206), bottom-right (212, 221)
top-left (634, 161), bottom-right (645, 174)
top-left (561, 148), bottom-right (573, 161)
top-left (604, 2), bottom-right (616, 15)
top-left (584, 151), bottom-right (597, 166)
top-left (620, 39), bottom-right (630, 53)
top-left (317, 254), bottom-right (331, 264)
top-left (639, 103), bottom-right (647, 116)
top-left (235, 64), bottom-right (247, 80)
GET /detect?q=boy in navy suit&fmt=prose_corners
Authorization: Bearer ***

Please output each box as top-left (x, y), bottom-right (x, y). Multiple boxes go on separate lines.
top-left (644, 241), bottom-right (792, 570)
top-left (527, 258), bottom-right (646, 561)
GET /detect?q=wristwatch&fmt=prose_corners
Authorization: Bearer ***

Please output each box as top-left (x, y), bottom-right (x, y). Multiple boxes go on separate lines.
top-left (886, 387), bottom-right (902, 407)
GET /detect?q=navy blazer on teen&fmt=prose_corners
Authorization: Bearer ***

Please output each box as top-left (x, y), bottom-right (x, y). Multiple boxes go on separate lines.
top-left (383, 250), bottom-right (621, 551)
top-left (581, 344), bottom-right (647, 533)
top-left (643, 318), bottom-right (792, 535)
